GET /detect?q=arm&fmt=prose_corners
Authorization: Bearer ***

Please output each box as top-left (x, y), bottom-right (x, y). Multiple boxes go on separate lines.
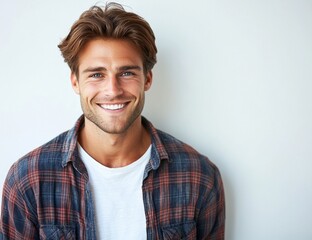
top-left (197, 166), bottom-right (226, 240)
top-left (0, 164), bottom-right (39, 240)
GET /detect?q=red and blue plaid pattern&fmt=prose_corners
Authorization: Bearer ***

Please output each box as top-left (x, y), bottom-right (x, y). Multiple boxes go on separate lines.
top-left (0, 116), bottom-right (225, 239)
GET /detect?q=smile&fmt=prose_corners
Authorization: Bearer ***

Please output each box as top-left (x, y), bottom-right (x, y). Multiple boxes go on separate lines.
top-left (100, 103), bottom-right (126, 110)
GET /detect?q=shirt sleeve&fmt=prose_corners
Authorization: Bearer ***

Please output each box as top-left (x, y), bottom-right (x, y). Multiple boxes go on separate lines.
top-left (0, 163), bottom-right (39, 240)
top-left (197, 166), bottom-right (226, 240)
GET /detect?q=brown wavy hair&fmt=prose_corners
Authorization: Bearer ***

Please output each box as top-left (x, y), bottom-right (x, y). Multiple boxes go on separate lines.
top-left (58, 2), bottom-right (157, 76)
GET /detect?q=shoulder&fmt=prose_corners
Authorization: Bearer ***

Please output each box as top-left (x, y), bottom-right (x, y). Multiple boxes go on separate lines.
top-left (5, 130), bottom-right (71, 189)
top-left (20, 130), bottom-right (69, 167)
top-left (154, 129), bottom-right (224, 205)
top-left (156, 129), bottom-right (219, 177)
top-left (143, 117), bottom-right (221, 181)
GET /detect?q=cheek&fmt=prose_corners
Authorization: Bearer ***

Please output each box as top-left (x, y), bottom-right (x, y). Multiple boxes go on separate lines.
top-left (131, 87), bottom-right (145, 100)
top-left (125, 81), bottom-right (146, 94)
top-left (79, 84), bottom-right (99, 101)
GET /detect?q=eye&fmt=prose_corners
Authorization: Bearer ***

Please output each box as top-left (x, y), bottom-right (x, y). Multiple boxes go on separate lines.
top-left (121, 71), bottom-right (134, 77)
top-left (90, 73), bottom-right (103, 78)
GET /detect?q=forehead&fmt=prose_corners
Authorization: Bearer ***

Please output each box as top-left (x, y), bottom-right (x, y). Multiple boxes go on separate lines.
top-left (77, 38), bottom-right (143, 72)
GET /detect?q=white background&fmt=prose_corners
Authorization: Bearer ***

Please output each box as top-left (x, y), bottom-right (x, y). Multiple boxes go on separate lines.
top-left (1, 0), bottom-right (311, 239)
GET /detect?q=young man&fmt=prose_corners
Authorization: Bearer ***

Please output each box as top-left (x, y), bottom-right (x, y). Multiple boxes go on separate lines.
top-left (0, 3), bottom-right (225, 239)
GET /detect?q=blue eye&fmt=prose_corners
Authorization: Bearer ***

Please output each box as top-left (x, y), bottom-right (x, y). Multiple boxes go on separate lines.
top-left (91, 73), bottom-right (103, 78)
top-left (121, 72), bottom-right (134, 77)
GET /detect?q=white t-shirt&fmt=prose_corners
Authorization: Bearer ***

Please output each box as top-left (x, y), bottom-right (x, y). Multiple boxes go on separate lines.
top-left (78, 144), bottom-right (151, 240)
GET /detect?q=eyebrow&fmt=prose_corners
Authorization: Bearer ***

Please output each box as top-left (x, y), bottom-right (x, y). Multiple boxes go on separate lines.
top-left (118, 65), bottom-right (142, 71)
top-left (82, 65), bottom-right (142, 74)
top-left (82, 67), bottom-right (106, 74)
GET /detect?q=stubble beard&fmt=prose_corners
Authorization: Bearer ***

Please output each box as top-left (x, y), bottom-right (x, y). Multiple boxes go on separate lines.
top-left (81, 95), bottom-right (145, 135)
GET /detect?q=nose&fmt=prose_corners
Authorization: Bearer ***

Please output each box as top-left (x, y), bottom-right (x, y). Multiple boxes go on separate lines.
top-left (104, 75), bottom-right (123, 97)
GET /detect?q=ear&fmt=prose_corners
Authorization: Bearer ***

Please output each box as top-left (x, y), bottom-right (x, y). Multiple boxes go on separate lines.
top-left (70, 72), bottom-right (80, 94)
top-left (144, 70), bottom-right (153, 91)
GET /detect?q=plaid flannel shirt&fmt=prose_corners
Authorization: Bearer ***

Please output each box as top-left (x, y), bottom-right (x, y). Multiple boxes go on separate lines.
top-left (0, 116), bottom-right (225, 239)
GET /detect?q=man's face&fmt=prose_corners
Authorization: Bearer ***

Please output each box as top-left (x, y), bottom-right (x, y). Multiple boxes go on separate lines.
top-left (71, 38), bottom-right (152, 134)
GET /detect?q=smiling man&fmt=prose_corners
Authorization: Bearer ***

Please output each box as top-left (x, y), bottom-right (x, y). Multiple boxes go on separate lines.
top-left (0, 3), bottom-right (225, 240)
top-left (72, 39), bottom-right (152, 169)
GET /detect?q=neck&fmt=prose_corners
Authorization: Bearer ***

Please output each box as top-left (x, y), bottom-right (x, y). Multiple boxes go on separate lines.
top-left (78, 116), bottom-right (151, 168)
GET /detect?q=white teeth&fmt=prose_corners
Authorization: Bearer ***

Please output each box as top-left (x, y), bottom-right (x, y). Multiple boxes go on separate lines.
top-left (101, 104), bottom-right (125, 110)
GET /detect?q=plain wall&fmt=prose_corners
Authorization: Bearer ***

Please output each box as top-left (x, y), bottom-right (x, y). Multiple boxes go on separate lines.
top-left (0, 0), bottom-right (311, 239)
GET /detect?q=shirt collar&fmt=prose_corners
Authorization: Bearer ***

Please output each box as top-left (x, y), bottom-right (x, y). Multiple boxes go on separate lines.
top-left (61, 115), bottom-right (84, 168)
top-left (61, 115), bottom-right (169, 170)
top-left (142, 116), bottom-right (169, 169)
